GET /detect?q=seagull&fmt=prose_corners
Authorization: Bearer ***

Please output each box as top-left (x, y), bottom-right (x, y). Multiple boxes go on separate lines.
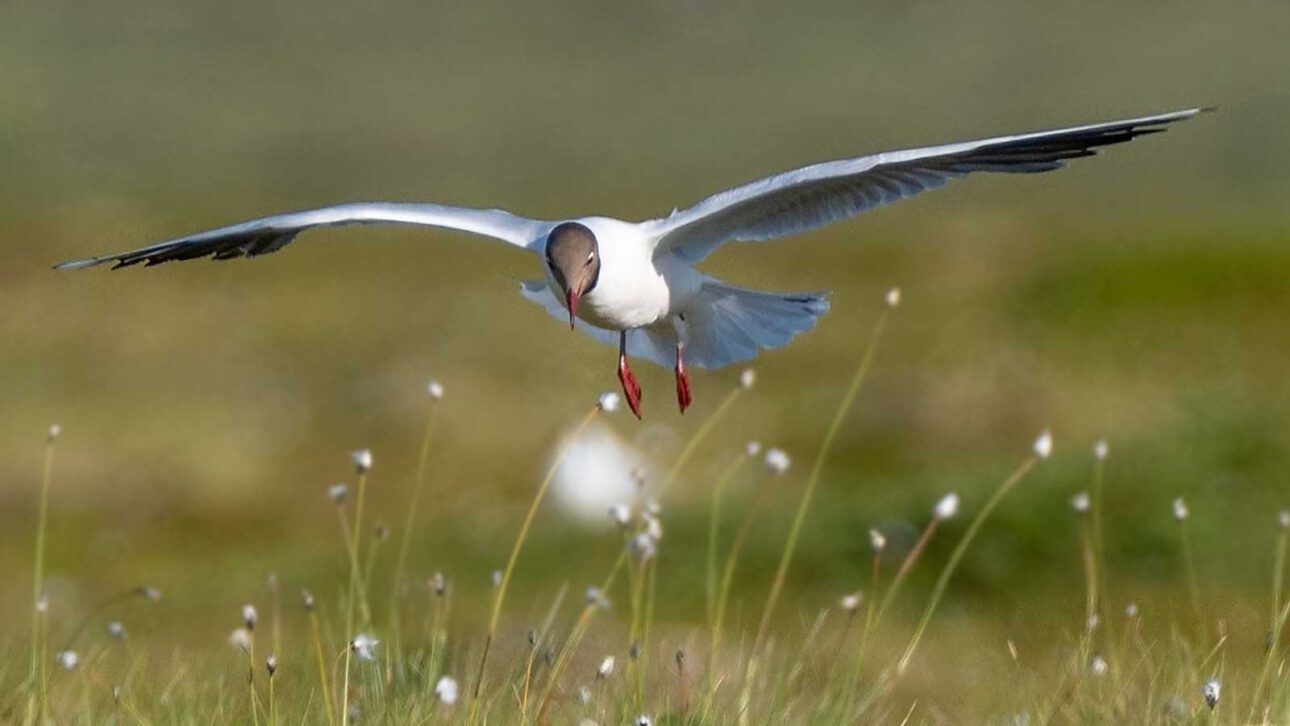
top-left (58, 107), bottom-right (1205, 418)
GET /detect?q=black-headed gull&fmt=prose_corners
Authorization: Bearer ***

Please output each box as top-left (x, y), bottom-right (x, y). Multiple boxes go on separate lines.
top-left (59, 108), bottom-right (1204, 418)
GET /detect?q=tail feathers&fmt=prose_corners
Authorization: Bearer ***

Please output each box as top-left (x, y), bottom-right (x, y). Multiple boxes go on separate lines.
top-left (519, 278), bottom-right (829, 371)
top-left (682, 281), bottom-right (829, 370)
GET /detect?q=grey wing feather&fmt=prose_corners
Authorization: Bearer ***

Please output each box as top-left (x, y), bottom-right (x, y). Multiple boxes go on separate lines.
top-left (649, 108), bottom-right (1207, 263)
top-left (56, 202), bottom-right (549, 270)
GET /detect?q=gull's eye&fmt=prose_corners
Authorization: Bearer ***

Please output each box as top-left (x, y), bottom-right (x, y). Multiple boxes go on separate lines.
top-left (586, 252), bottom-right (596, 265)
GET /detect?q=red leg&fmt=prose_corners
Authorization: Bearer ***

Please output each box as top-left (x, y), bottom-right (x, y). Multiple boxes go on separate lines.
top-left (618, 331), bottom-right (643, 419)
top-left (675, 342), bottom-right (693, 414)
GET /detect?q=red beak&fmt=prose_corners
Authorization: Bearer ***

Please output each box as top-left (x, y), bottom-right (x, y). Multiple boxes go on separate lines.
top-left (565, 288), bottom-right (579, 330)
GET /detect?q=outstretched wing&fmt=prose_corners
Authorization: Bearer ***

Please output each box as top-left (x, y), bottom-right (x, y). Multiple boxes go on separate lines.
top-left (56, 202), bottom-right (551, 270)
top-left (649, 108), bottom-right (1206, 263)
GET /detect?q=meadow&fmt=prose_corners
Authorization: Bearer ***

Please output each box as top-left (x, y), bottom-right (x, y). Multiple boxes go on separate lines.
top-left (3, 0), bottom-right (1290, 722)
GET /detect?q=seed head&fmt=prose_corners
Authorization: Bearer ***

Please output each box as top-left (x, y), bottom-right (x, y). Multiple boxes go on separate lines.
top-left (585, 586), bottom-right (609, 609)
top-left (1173, 497), bottom-right (1189, 522)
top-left (56, 650), bottom-right (79, 671)
top-left (933, 492), bottom-right (960, 521)
top-left (137, 585), bottom-right (162, 602)
top-left (597, 655), bottom-right (615, 678)
top-left (1094, 440), bottom-right (1109, 460)
top-left (579, 686), bottom-right (593, 705)
top-left (435, 675), bottom-right (459, 704)
top-left (429, 572), bottom-right (447, 597)
top-left (328, 483), bottom-right (349, 505)
top-left (47, 424), bottom-right (62, 443)
top-left (745, 441), bottom-right (762, 457)
top-left (1124, 602), bottom-right (1139, 618)
top-left (1086, 613), bottom-right (1100, 633)
top-left (644, 514), bottom-right (664, 541)
top-left (869, 528), bottom-right (887, 554)
top-left (229, 628), bottom-right (252, 652)
top-left (491, 570), bottom-right (503, 588)
top-left (1279, 510), bottom-right (1290, 530)
top-left (739, 369), bottom-right (756, 389)
top-left (645, 498), bottom-right (662, 516)
top-left (265, 654), bottom-right (278, 677)
top-left (301, 590), bottom-right (316, 611)
top-left (885, 287), bottom-right (901, 308)
top-left (427, 380), bottom-right (445, 400)
top-left (840, 592), bottom-right (863, 613)
top-left (107, 621), bottom-right (127, 640)
top-left (764, 448), bottom-right (791, 475)
top-left (1070, 491), bottom-right (1091, 514)
top-left (597, 392), bottom-right (621, 413)
top-left (1203, 678), bottom-right (1221, 709)
top-left (1090, 654), bottom-right (1107, 676)
top-left (374, 522), bottom-right (390, 541)
top-left (635, 714), bottom-right (653, 726)
top-left (1033, 430), bottom-right (1053, 459)
top-left (35, 594), bottom-right (48, 614)
top-left (609, 503), bottom-right (632, 528)
top-left (350, 634), bottom-right (379, 662)
top-left (242, 604), bottom-right (258, 630)
top-left (629, 532), bottom-right (658, 562)
top-left (351, 449), bottom-right (373, 474)
top-left (628, 642), bottom-right (641, 660)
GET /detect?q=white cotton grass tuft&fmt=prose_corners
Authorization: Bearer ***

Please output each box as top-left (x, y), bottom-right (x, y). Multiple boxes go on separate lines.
top-left (491, 570), bottom-right (503, 588)
top-left (739, 369), bottom-right (756, 389)
top-left (265, 654), bottom-right (278, 677)
top-left (597, 392), bottom-right (621, 413)
top-left (350, 634), bottom-right (379, 662)
top-left (434, 675), bottom-right (459, 704)
top-left (47, 424), bottom-right (62, 443)
top-left (107, 621), bottom-right (127, 640)
top-left (351, 449), bottom-right (373, 474)
top-left (36, 594), bottom-right (49, 614)
top-left (840, 592), bottom-right (863, 613)
top-left (869, 529), bottom-right (887, 554)
top-left (1090, 654), bottom-right (1108, 676)
top-left (241, 604), bottom-right (258, 630)
top-left (328, 483), bottom-right (349, 505)
top-left (1279, 510), bottom-right (1290, 530)
top-left (56, 650), bottom-right (79, 671)
top-left (745, 441), bottom-right (762, 457)
top-left (426, 380), bottom-right (445, 400)
top-left (1070, 491), bottom-right (1091, 514)
top-left (608, 503), bottom-right (632, 528)
top-left (1094, 439), bottom-right (1109, 460)
top-left (885, 287), bottom-right (901, 308)
top-left (552, 423), bottom-right (646, 525)
top-left (635, 715), bottom-right (654, 726)
top-left (629, 532), bottom-right (658, 562)
top-left (1203, 678), bottom-right (1221, 709)
top-left (1033, 430), bottom-right (1053, 459)
top-left (764, 448), bottom-right (791, 475)
top-left (1124, 602), bottom-right (1139, 618)
top-left (229, 628), bottom-right (252, 652)
top-left (597, 655), bottom-right (615, 678)
top-left (933, 493), bottom-right (960, 521)
top-left (585, 586), bottom-right (609, 609)
top-left (1173, 497), bottom-right (1189, 522)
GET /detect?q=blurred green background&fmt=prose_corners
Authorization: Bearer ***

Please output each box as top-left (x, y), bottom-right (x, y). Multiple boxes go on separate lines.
top-left (2, 0), bottom-right (1288, 710)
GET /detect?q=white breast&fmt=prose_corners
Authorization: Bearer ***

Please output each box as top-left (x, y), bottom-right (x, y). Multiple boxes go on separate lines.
top-left (544, 217), bottom-right (700, 331)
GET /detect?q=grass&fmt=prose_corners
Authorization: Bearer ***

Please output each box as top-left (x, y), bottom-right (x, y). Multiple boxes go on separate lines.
top-left (11, 296), bottom-right (1290, 725)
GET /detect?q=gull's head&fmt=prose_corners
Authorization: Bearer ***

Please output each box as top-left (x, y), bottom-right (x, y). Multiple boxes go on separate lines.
top-left (546, 222), bottom-right (600, 330)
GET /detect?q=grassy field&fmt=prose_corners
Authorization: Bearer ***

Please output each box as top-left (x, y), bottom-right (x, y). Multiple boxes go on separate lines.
top-left (3, 0), bottom-right (1290, 722)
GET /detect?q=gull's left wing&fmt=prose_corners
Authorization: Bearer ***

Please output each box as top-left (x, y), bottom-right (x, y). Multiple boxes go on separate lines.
top-left (56, 202), bottom-right (551, 270)
top-left (648, 108), bottom-right (1206, 263)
